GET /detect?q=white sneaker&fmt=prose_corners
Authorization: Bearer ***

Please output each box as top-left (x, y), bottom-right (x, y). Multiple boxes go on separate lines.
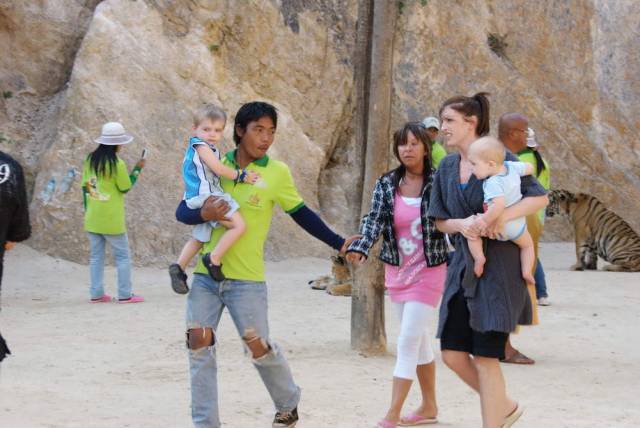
top-left (538, 297), bottom-right (551, 306)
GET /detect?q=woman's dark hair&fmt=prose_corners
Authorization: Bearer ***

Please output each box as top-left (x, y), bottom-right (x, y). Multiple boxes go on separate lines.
top-left (531, 147), bottom-right (547, 177)
top-left (88, 144), bottom-right (118, 177)
top-left (389, 122), bottom-right (433, 190)
top-left (233, 102), bottom-right (278, 146)
top-left (439, 92), bottom-right (491, 137)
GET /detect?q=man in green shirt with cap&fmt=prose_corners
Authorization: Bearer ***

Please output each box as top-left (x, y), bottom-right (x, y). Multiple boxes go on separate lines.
top-left (422, 116), bottom-right (448, 169)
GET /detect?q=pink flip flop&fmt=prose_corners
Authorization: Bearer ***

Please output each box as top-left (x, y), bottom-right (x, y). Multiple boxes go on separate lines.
top-left (117, 294), bottom-right (144, 304)
top-left (376, 419), bottom-right (396, 428)
top-left (90, 294), bottom-right (112, 303)
top-left (398, 413), bottom-right (438, 426)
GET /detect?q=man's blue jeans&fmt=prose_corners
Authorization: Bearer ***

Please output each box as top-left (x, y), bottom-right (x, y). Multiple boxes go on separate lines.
top-left (187, 274), bottom-right (301, 428)
top-left (87, 232), bottom-right (132, 300)
top-left (534, 258), bottom-right (548, 299)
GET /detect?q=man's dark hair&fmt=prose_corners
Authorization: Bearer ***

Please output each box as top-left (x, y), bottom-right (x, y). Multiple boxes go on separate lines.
top-left (233, 102), bottom-right (278, 146)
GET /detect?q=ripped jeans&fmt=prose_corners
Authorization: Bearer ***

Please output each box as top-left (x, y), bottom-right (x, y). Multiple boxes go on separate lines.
top-left (186, 274), bottom-right (301, 428)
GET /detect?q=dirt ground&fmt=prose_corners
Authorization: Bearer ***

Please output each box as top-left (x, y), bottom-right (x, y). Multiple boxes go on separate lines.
top-left (1, 242), bottom-right (638, 427)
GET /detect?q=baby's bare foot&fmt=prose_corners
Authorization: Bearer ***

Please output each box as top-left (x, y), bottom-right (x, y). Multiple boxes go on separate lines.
top-left (474, 256), bottom-right (486, 277)
top-left (523, 271), bottom-right (536, 285)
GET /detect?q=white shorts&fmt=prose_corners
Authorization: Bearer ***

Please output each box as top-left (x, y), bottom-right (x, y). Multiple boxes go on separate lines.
top-left (185, 192), bottom-right (239, 243)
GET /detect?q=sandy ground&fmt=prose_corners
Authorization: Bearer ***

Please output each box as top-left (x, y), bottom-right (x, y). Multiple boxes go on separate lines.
top-left (0, 242), bottom-right (639, 428)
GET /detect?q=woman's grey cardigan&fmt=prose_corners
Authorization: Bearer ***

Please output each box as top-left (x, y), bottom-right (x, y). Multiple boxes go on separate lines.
top-left (348, 171), bottom-right (448, 267)
top-left (428, 153), bottom-right (546, 335)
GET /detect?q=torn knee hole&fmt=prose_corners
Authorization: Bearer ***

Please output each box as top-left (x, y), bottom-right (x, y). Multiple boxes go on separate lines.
top-left (186, 327), bottom-right (215, 350)
top-left (242, 328), bottom-right (270, 358)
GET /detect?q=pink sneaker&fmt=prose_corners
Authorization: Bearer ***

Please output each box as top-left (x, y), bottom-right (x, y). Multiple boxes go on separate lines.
top-left (90, 294), bottom-right (112, 303)
top-left (117, 294), bottom-right (145, 304)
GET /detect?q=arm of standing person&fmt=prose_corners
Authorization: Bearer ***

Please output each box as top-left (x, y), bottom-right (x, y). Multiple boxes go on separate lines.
top-left (506, 160), bottom-right (534, 177)
top-left (473, 175), bottom-right (506, 234)
top-left (475, 196), bottom-right (505, 233)
top-left (344, 178), bottom-right (387, 265)
top-left (115, 158), bottom-right (144, 193)
top-left (194, 145), bottom-right (259, 184)
top-left (128, 159), bottom-right (145, 186)
top-left (428, 166), bottom-right (481, 240)
top-left (175, 197), bottom-right (231, 225)
top-left (274, 163), bottom-right (358, 255)
top-left (289, 206), bottom-right (345, 251)
top-left (6, 159), bottom-right (31, 244)
top-left (81, 164), bottom-right (88, 210)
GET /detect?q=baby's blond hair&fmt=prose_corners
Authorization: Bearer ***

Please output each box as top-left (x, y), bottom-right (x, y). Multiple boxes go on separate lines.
top-left (193, 103), bottom-right (227, 127)
top-left (469, 136), bottom-right (506, 164)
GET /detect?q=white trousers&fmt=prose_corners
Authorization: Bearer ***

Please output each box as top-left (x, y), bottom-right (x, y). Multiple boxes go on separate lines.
top-left (392, 300), bottom-right (436, 380)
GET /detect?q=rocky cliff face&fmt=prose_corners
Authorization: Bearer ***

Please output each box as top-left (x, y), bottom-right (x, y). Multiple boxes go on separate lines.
top-left (1, 0), bottom-right (638, 264)
top-left (392, 0), bottom-right (640, 240)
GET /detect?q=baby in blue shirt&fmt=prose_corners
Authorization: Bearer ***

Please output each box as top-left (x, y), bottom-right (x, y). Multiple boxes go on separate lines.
top-left (468, 136), bottom-right (536, 284)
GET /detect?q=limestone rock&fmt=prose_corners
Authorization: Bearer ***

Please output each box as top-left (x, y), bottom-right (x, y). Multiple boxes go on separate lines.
top-left (392, 0), bottom-right (640, 239)
top-left (20, 0), bottom-right (356, 265)
top-left (1, 0), bottom-right (639, 266)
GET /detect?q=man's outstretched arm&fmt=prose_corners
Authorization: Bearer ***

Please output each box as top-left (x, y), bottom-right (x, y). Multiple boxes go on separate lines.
top-left (289, 205), bottom-right (360, 254)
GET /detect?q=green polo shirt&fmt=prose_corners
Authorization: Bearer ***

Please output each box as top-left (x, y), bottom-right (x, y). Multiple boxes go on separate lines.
top-left (431, 141), bottom-right (447, 169)
top-left (194, 150), bottom-right (304, 282)
top-left (518, 148), bottom-right (550, 224)
top-left (82, 158), bottom-right (132, 234)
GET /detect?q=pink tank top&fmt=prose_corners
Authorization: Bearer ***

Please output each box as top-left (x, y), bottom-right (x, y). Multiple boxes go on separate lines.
top-left (384, 192), bottom-right (446, 307)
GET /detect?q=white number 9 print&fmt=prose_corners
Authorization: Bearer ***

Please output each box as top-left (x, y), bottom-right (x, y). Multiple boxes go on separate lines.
top-left (0, 163), bottom-right (10, 185)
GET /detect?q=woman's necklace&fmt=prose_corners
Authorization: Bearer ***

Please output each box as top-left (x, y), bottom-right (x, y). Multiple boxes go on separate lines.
top-left (401, 169), bottom-right (422, 183)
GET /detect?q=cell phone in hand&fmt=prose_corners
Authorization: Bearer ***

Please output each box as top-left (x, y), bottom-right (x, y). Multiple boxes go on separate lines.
top-left (141, 148), bottom-right (148, 159)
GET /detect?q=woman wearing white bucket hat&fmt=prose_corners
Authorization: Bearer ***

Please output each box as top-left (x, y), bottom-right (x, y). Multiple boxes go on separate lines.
top-left (82, 122), bottom-right (145, 303)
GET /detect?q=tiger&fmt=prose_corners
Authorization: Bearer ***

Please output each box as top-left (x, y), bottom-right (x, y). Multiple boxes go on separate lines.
top-left (546, 189), bottom-right (640, 271)
top-left (308, 255), bottom-right (352, 296)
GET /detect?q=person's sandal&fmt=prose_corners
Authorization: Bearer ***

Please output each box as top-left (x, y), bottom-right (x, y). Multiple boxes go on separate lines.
top-left (90, 294), bottom-right (112, 303)
top-left (202, 253), bottom-right (225, 282)
top-left (502, 402), bottom-right (524, 427)
top-left (398, 412), bottom-right (438, 426)
top-left (377, 419), bottom-right (397, 428)
top-left (169, 263), bottom-right (189, 294)
top-left (500, 350), bottom-right (535, 365)
top-left (118, 294), bottom-right (144, 304)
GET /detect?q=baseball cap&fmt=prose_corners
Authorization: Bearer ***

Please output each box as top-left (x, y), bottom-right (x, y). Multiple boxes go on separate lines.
top-left (422, 116), bottom-right (440, 130)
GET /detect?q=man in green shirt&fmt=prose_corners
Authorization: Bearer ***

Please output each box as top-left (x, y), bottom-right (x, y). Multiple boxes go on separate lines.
top-left (177, 102), bottom-right (357, 428)
top-left (518, 127), bottom-right (551, 306)
top-left (421, 116), bottom-right (447, 168)
top-left (499, 113), bottom-right (550, 365)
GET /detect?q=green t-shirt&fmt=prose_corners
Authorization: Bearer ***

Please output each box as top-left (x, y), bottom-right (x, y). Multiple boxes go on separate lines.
top-left (518, 149), bottom-right (550, 224)
top-left (82, 157), bottom-right (133, 234)
top-left (431, 141), bottom-right (447, 169)
top-left (195, 150), bottom-right (304, 282)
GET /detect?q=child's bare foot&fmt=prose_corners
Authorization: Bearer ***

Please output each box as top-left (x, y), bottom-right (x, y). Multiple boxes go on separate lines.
top-left (474, 256), bottom-right (486, 277)
top-left (523, 271), bottom-right (536, 285)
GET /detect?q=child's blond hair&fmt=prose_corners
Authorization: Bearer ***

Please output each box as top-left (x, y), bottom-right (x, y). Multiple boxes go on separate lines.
top-left (193, 103), bottom-right (227, 127)
top-left (469, 136), bottom-right (506, 164)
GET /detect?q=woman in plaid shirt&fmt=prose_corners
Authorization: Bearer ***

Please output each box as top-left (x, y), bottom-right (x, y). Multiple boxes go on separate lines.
top-left (347, 122), bottom-right (447, 428)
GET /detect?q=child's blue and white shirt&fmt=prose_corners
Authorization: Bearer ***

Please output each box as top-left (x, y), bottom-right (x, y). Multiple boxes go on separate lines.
top-left (182, 137), bottom-right (223, 200)
top-left (181, 136), bottom-right (239, 242)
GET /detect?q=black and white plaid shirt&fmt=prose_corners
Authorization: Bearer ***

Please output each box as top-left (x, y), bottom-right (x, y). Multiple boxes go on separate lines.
top-left (348, 171), bottom-right (447, 267)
